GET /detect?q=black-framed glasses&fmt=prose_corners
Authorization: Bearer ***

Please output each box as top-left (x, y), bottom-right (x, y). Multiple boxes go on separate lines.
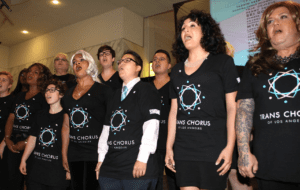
top-left (117, 58), bottom-right (137, 65)
top-left (153, 57), bottom-right (167, 63)
top-left (54, 58), bottom-right (68, 62)
top-left (45, 88), bottom-right (60, 93)
top-left (99, 51), bottom-right (111, 57)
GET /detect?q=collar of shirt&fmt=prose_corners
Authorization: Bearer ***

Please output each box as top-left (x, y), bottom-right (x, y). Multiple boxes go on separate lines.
top-left (122, 77), bottom-right (140, 96)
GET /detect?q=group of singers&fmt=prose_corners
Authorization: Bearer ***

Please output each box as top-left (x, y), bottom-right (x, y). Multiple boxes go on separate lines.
top-left (0, 1), bottom-right (300, 190)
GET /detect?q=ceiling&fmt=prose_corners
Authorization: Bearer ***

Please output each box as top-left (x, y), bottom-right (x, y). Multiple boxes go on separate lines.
top-left (0, 0), bottom-right (186, 47)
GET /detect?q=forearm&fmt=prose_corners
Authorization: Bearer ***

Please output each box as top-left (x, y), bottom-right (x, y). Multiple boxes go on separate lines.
top-left (166, 99), bottom-right (177, 151)
top-left (61, 114), bottom-right (70, 157)
top-left (4, 113), bottom-right (15, 140)
top-left (225, 92), bottom-right (237, 150)
top-left (21, 136), bottom-right (36, 162)
top-left (236, 99), bottom-right (254, 156)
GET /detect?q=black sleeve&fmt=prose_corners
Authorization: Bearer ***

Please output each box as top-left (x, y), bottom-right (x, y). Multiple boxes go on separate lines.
top-left (169, 68), bottom-right (179, 99)
top-left (103, 86), bottom-right (114, 126)
top-left (138, 84), bottom-right (161, 121)
top-left (236, 63), bottom-right (254, 100)
top-left (28, 114), bottom-right (39, 137)
top-left (221, 56), bottom-right (239, 93)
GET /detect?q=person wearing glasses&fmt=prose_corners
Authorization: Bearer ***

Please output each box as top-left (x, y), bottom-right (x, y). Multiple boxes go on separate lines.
top-left (142, 50), bottom-right (179, 190)
top-left (19, 78), bottom-right (69, 190)
top-left (61, 50), bottom-right (112, 190)
top-left (53, 53), bottom-right (76, 89)
top-left (97, 45), bottom-right (122, 91)
top-left (4, 63), bottom-right (51, 190)
top-left (0, 71), bottom-right (14, 190)
top-left (96, 50), bottom-right (161, 190)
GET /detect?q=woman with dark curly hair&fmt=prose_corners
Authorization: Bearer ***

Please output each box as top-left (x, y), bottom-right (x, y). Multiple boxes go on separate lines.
top-left (19, 78), bottom-right (69, 190)
top-left (236, 1), bottom-right (300, 190)
top-left (11, 68), bottom-right (28, 97)
top-left (4, 63), bottom-right (51, 190)
top-left (166, 10), bottom-right (239, 190)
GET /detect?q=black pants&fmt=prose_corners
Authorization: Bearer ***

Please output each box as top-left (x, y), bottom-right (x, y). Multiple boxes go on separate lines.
top-left (257, 178), bottom-right (300, 190)
top-left (69, 161), bottom-right (99, 190)
top-left (5, 148), bottom-right (25, 190)
top-left (27, 180), bottom-right (67, 190)
top-left (155, 149), bottom-right (179, 190)
top-left (0, 147), bottom-right (10, 190)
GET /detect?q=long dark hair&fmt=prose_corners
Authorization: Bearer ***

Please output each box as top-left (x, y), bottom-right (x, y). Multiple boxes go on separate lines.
top-left (249, 1), bottom-right (300, 76)
top-left (24, 63), bottom-right (52, 91)
top-left (11, 68), bottom-right (28, 97)
top-left (172, 10), bottom-right (226, 63)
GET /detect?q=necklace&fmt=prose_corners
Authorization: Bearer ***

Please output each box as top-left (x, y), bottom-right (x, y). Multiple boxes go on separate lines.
top-left (274, 52), bottom-right (300, 64)
top-left (184, 53), bottom-right (210, 67)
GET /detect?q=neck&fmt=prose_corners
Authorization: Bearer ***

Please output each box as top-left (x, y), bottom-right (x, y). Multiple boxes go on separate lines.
top-left (187, 46), bottom-right (208, 63)
top-left (56, 70), bottom-right (67, 76)
top-left (0, 91), bottom-right (9, 98)
top-left (77, 75), bottom-right (94, 87)
top-left (102, 66), bottom-right (115, 74)
top-left (49, 101), bottom-right (63, 114)
top-left (28, 85), bottom-right (39, 93)
top-left (123, 76), bottom-right (138, 85)
top-left (154, 73), bottom-right (170, 82)
top-left (277, 45), bottom-right (299, 57)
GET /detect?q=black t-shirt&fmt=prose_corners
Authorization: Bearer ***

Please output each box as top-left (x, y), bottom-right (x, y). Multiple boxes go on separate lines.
top-left (0, 94), bottom-right (14, 140)
top-left (11, 92), bottom-right (48, 139)
top-left (27, 109), bottom-right (68, 187)
top-left (170, 54), bottom-right (239, 162)
top-left (143, 77), bottom-right (170, 150)
top-left (98, 71), bottom-right (122, 92)
top-left (100, 81), bottom-right (161, 180)
top-left (53, 74), bottom-right (76, 89)
top-left (236, 58), bottom-right (300, 183)
top-left (62, 82), bottom-right (112, 162)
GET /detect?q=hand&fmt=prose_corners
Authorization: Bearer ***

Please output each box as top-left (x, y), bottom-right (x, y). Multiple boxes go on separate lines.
top-left (19, 161), bottom-right (27, 175)
top-left (238, 152), bottom-right (258, 178)
top-left (66, 171), bottom-right (71, 180)
top-left (6, 138), bottom-right (19, 153)
top-left (165, 149), bottom-right (176, 173)
top-left (95, 162), bottom-right (102, 180)
top-left (14, 141), bottom-right (26, 152)
top-left (62, 154), bottom-right (70, 172)
top-left (132, 161), bottom-right (147, 178)
top-left (216, 146), bottom-right (233, 176)
top-left (0, 141), bottom-right (5, 159)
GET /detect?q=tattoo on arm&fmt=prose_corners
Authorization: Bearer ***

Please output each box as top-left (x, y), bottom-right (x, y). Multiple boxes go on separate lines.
top-left (236, 98), bottom-right (254, 167)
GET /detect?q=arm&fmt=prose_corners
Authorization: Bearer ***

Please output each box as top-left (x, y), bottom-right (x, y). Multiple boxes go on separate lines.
top-left (133, 119), bottom-right (159, 178)
top-left (165, 98), bottom-right (177, 173)
top-left (95, 125), bottom-right (110, 180)
top-left (61, 113), bottom-right (70, 172)
top-left (0, 139), bottom-right (5, 159)
top-left (4, 113), bottom-right (19, 153)
top-left (19, 136), bottom-right (36, 175)
top-left (236, 98), bottom-right (258, 178)
top-left (216, 91), bottom-right (237, 175)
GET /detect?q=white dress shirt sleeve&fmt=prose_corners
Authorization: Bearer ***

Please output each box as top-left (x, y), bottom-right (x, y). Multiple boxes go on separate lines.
top-left (97, 125), bottom-right (110, 162)
top-left (137, 119), bottom-right (159, 163)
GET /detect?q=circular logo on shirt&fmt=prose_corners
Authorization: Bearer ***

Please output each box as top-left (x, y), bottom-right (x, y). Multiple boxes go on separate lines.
top-left (110, 109), bottom-right (127, 134)
top-left (15, 103), bottom-right (30, 121)
top-left (70, 107), bottom-right (89, 129)
top-left (179, 84), bottom-right (201, 111)
top-left (39, 127), bottom-right (56, 148)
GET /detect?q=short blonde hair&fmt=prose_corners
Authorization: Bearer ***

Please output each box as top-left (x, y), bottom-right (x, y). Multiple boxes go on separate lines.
top-left (70, 50), bottom-right (100, 83)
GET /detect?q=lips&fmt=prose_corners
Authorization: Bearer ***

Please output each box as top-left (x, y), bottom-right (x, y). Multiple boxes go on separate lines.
top-left (274, 29), bottom-right (282, 34)
top-left (155, 64), bottom-right (161, 68)
top-left (76, 66), bottom-right (82, 71)
top-left (185, 35), bottom-right (192, 41)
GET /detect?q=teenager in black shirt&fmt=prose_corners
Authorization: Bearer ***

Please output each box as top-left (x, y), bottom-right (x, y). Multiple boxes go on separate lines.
top-left (52, 53), bottom-right (76, 89)
top-left (11, 68), bottom-right (28, 97)
top-left (236, 2), bottom-right (300, 190)
top-left (96, 50), bottom-right (161, 190)
top-left (97, 45), bottom-right (122, 91)
top-left (4, 63), bottom-right (51, 190)
top-left (62, 50), bottom-right (112, 190)
top-left (166, 10), bottom-right (239, 190)
top-left (20, 79), bottom-right (69, 190)
top-left (0, 71), bottom-right (14, 190)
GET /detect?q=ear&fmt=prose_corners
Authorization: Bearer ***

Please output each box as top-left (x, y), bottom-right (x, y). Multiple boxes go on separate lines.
top-left (59, 94), bottom-right (64, 99)
top-left (168, 63), bottom-right (171, 70)
top-left (112, 57), bottom-right (115, 63)
top-left (136, 65), bottom-right (142, 73)
top-left (8, 84), bottom-right (12, 90)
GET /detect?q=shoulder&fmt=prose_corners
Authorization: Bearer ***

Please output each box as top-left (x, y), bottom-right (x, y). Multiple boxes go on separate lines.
top-left (141, 77), bottom-right (154, 83)
top-left (136, 81), bottom-right (159, 95)
top-left (209, 53), bottom-right (233, 63)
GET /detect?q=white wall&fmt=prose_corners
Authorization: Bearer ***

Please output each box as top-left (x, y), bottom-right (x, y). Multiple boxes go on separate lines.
top-left (0, 45), bottom-right (9, 70)
top-left (7, 7), bottom-right (143, 69)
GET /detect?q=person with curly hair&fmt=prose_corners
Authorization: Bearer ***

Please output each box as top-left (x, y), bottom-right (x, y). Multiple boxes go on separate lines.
top-left (236, 1), bottom-right (300, 190)
top-left (166, 10), bottom-right (239, 190)
top-left (61, 50), bottom-right (112, 190)
top-left (19, 78), bottom-right (69, 190)
top-left (11, 68), bottom-right (28, 97)
top-left (4, 63), bottom-right (52, 190)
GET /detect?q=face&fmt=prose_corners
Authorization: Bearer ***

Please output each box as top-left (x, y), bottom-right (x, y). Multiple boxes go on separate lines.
top-left (45, 84), bottom-right (62, 105)
top-left (72, 54), bottom-right (89, 78)
top-left (152, 53), bottom-right (171, 74)
top-left (20, 71), bottom-right (27, 84)
top-left (267, 7), bottom-right (300, 51)
top-left (118, 54), bottom-right (141, 82)
top-left (54, 54), bottom-right (69, 72)
top-left (27, 65), bottom-right (40, 85)
top-left (0, 75), bottom-right (12, 93)
top-left (98, 50), bottom-right (115, 68)
top-left (181, 18), bottom-right (203, 50)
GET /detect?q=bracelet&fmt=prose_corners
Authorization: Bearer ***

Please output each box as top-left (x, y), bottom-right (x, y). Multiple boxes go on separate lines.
top-left (24, 139), bottom-right (28, 144)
